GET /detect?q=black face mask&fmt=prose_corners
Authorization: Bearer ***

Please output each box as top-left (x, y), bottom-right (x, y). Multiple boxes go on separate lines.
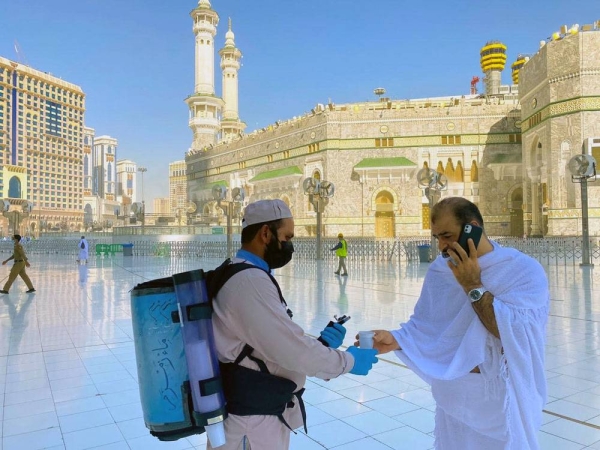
top-left (264, 229), bottom-right (294, 269)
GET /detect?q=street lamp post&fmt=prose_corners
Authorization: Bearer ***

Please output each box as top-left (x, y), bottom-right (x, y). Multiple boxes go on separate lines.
top-left (303, 177), bottom-right (335, 260)
top-left (33, 188), bottom-right (42, 238)
top-left (568, 153), bottom-right (597, 267)
top-left (137, 167), bottom-right (147, 231)
top-left (417, 168), bottom-right (448, 260)
top-left (212, 186), bottom-right (245, 258)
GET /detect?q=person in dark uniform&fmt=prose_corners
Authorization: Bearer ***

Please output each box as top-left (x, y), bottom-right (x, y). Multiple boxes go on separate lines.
top-left (1, 234), bottom-right (36, 294)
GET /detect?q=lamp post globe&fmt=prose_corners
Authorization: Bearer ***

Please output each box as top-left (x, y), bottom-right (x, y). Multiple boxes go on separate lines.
top-left (303, 177), bottom-right (335, 260)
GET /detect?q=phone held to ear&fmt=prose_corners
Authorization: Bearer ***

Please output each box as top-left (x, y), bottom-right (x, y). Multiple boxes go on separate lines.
top-left (442, 224), bottom-right (483, 260)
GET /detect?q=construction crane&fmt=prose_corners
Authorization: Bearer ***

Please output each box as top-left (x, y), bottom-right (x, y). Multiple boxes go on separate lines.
top-left (470, 76), bottom-right (480, 95)
top-left (14, 40), bottom-right (30, 66)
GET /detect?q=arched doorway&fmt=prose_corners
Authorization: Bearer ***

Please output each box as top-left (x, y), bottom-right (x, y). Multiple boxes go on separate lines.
top-left (455, 161), bottom-right (464, 182)
top-left (471, 161), bottom-right (479, 182)
top-left (444, 158), bottom-right (455, 180)
top-left (375, 191), bottom-right (395, 238)
top-left (509, 187), bottom-right (524, 237)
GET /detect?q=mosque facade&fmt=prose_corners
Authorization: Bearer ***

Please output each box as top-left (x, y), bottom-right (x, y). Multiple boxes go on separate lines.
top-left (185, 0), bottom-right (600, 238)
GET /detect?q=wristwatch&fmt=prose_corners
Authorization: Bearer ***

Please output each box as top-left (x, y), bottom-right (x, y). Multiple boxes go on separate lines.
top-left (468, 287), bottom-right (488, 303)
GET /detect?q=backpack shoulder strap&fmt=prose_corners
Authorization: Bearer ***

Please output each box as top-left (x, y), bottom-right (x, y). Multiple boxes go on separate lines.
top-left (205, 259), bottom-right (258, 301)
top-left (264, 272), bottom-right (292, 318)
top-left (207, 259), bottom-right (293, 318)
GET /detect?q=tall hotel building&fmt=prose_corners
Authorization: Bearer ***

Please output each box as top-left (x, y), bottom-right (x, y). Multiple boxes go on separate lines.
top-left (116, 159), bottom-right (138, 205)
top-left (153, 197), bottom-right (170, 215)
top-left (82, 133), bottom-right (120, 228)
top-left (169, 160), bottom-right (188, 216)
top-left (0, 57), bottom-right (85, 233)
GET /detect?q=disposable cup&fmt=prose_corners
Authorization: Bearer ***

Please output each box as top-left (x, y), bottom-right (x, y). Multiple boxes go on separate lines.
top-left (358, 331), bottom-right (375, 349)
top-left (206, 422), bottom-right (226, 448)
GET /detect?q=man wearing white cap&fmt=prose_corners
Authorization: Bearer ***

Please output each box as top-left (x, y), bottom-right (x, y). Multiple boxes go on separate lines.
top-left (210, 199), bottom-right (378, 450)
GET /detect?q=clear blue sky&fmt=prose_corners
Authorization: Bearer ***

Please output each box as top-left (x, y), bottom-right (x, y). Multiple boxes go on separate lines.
top-left (1, 0), bottom-right (597, 209)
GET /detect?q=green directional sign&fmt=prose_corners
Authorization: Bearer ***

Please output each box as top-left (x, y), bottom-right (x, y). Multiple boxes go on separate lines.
top-left (211, 227), bottom-right (224, 235)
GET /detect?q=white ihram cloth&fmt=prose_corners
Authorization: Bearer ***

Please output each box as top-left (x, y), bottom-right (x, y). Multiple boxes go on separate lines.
top-left (391, 242), bottom-right (548, 450)
top-left (78, 239), bottom-right (89, 261)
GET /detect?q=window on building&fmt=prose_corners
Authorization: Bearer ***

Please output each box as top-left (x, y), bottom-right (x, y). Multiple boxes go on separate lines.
top-left (528, 112), bottom-right (542, 129)
top-left (375, 138), bottom-right (394, 147)
top-left (441, 135), bottom-right (461, 145)
top-left (508, 134), bottom-right (522, 143)
top-left (8, 176), bottom-right (22, 199)
top-left (422, 203), bottom-right (431, 230)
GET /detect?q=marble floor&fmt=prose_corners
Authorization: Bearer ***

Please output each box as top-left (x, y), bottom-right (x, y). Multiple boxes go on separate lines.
top-left (0, 253), bottom-right (598, 449)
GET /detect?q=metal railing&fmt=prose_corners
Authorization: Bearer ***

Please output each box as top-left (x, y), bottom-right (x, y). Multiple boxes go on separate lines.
top-left (1, 236), bottom-right (597, 266)
top-left (112, 225), bottom-right (242, 236)
top-left (0, 238), bottom-right (112, 255)
top-left (493, 237), bottom-right (600, 266)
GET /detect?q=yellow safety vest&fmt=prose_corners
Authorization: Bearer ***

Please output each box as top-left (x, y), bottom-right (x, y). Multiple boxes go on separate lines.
top-left (336, 239), bottom-right (347, 257)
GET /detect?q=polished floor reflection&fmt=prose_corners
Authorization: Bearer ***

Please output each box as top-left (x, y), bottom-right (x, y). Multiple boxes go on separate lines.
top-left (0, 254), bottom-right (598, 449)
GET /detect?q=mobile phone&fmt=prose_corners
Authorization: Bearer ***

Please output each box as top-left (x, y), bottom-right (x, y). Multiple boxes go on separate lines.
top-left (334, 314), bottom-right (351, 325)
top-left (456, 224), bottom-right (483, 257)
top-left (317, 315), bottom-right (351, 347)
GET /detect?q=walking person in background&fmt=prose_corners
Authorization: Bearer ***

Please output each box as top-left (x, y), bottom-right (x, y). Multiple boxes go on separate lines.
top-left (77, 235), bottom-right (89, 264)
top-left (0, 234), bottom-right (36, 294)
top-left (331, 233), bottom-right (348, 276)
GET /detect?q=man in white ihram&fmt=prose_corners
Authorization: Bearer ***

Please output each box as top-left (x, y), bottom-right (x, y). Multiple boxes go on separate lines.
top-left (77, 235), bottom-right (89, 264)
top-left (371, 197), bottom-right (549, 449)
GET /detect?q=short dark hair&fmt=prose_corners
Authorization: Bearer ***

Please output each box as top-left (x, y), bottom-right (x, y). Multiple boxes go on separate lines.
top-left (81, 236), bottom-right (85, 239)
top-left (241, 219), bottom-right (283, 244)
top-left (13, 234), bottom-right (21, 241)
top-left (431, 197), bottom-right (485, 229)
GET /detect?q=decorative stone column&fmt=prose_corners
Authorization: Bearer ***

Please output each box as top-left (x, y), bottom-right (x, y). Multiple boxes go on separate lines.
top-left (527, 167), bottom-right (543, 237)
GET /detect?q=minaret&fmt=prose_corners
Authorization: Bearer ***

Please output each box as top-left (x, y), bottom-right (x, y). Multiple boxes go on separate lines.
top-left (186, 0), bottom-right (224, 150)
top-left (219, 18), bottom-right (246, 142)
top-left (480, 41), bottom-right (507, 96)
top-left (511, 55), bottom-right (529, 85)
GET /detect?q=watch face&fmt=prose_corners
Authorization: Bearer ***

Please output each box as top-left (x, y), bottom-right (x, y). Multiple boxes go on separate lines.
top-left (469, 288), bottom-right (484, 301)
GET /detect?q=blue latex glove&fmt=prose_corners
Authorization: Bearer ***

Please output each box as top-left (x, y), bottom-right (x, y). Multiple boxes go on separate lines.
top-left (346, 346), bottom-right (378, 375)
top-left (319, 323), bottom-right (346, 349)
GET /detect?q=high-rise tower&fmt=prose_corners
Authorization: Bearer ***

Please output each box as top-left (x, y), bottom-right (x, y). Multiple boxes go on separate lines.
top-left (219, 18), bottom-right (246, 142)
top-left (186, 0), bottom-right (224, 150)
top-left (480, 41), bottom-right (507, 95)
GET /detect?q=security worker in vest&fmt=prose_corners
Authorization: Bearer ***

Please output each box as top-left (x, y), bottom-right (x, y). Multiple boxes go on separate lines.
top-left (331, 233), bottom-right (348, 276)
top-left (1, 234), bottom-right (36, 294)
top-left (210, 199), bottom-right (378, 450)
